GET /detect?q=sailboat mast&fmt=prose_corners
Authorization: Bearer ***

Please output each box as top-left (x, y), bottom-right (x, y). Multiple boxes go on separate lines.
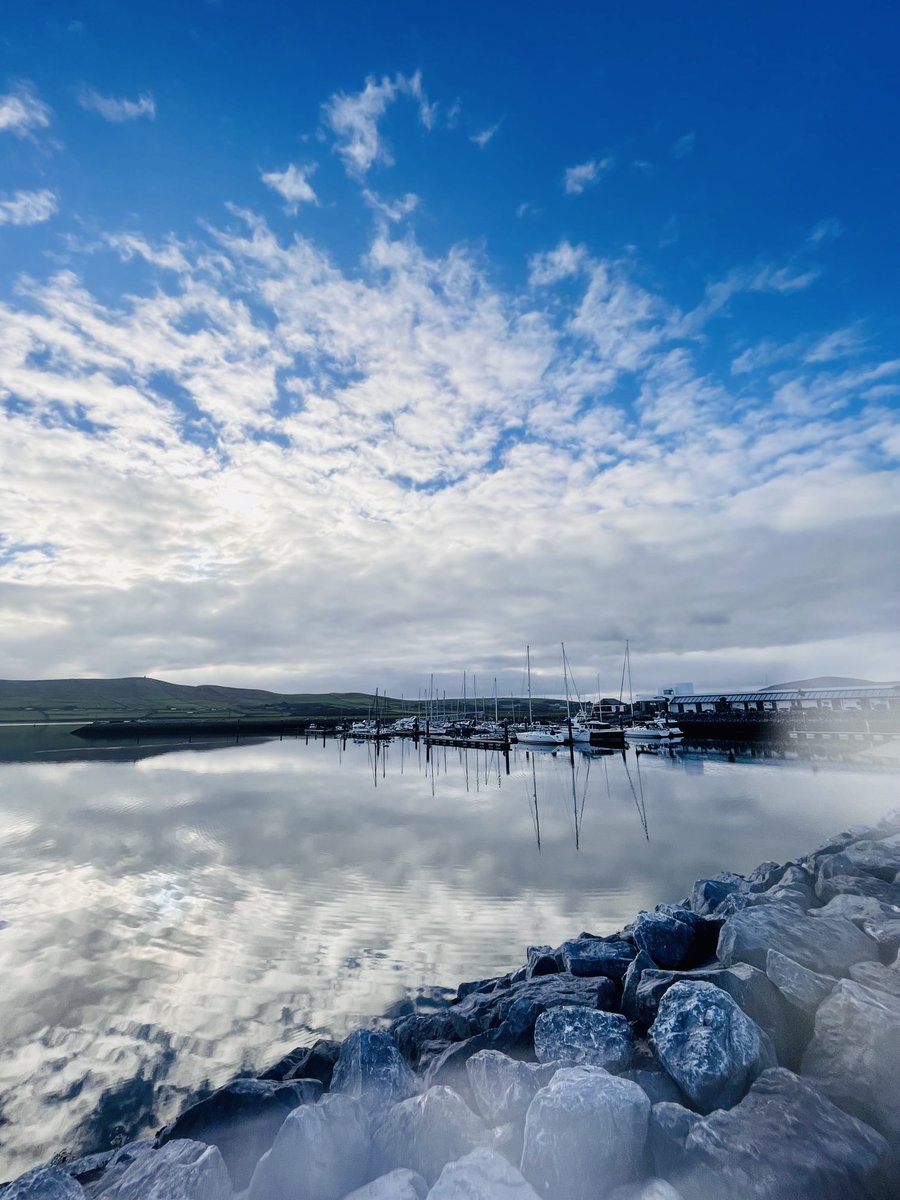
top-left (526, 645), bottom-right (533, 725)
top-left (561, 642), bottom-right (571, 720)
top-left (494, 677), bottom-right (499, 724)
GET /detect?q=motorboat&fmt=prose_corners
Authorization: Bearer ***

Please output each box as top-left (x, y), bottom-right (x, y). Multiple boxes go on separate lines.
top-left (515, 725), bottom-right (565, 746)
top-left (624, 715), bottom-right (683, 741)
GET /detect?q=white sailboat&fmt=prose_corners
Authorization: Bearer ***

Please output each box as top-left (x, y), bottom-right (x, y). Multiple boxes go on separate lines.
top-left (515, 646), bottom-right (565, 745)
top-left (620, 642), bottom-right (683, 740)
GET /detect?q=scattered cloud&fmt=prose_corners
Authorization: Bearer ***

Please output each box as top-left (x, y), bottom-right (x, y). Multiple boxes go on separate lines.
top-left (471, 120), bottom-right (502, 148)
top-left (0, 188), bottom-right (58, 226)
top-left (808, 217), bottom-right (844, 244)
top-left (361, 189), bottom-right (420, 222)
top-left (260, 163), bottom-right (319, 212)
top-left (78, 88), bottom-right (156, 122)
top-left (563, 157), bottom-right (613, 195)
top-left (804, 325), bottom-right (866, 363)
top-left (323, 71), bottom-right (434, 176)
top-left (658, 215), bottom-right (679, 247)
top-left (516, 202), bottom-right (539, 218)
top-left (528, 241), bottom-right (588, 285)
top-left (0, 82), bottom-right (52, 138)
top-left (671, 132), bottom-right (695, 158)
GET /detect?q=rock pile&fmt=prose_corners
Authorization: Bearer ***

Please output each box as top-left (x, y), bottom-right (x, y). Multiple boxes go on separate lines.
top-left (4, 814), bottom-right (899, 1200)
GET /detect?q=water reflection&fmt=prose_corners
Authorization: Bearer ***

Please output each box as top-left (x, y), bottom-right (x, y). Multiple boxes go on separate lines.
top-left (0, 727), bottom-right (896, 1177)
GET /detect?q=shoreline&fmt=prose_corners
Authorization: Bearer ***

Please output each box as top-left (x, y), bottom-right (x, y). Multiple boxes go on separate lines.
top-left (3, 812), bottom-right (899, 1200)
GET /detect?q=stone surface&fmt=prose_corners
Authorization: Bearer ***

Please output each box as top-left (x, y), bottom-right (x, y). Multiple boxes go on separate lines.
top-left (801, 978), bottom-right (900, 1145)
top-left (450, 972), bottom-right (616, 1039)
top-left (620, 950), bottom-right (657, 1023)
top-left (341, 1169), bottom-right (427, 1200)
top-left (842, 833), bottom-right (900, 880)
top-left (389, 1013), bottom-right (460, 1069)
top-left (606, 1181), bottom-right (685, 1200)
top-left (94, 1139), bottom-right (232, 1200)
top-left (632, 913), bottom-right (695, 970)
top-left (688, 874), bottom-right (745, 917)
top-left (465, 1050), bottom-right (557, 1126)
top-left (330, 1029), bottom-right (418, 1113)
top-left (810, 894), bottom-right (900, 925)
top-left (429, 1148), bottom-right (541, 1200)
top-left (765, 949), bottom-right (837, 1016)
top-left (259, 1038), bottom-right (340, 1086)
top-left (620, 1068), bottom-right (684, 1106)
top-left (371, 1086), bottom-right (490, 1186)
top-left (526, 945), bottom-right (559, 978)
top-left (84, 1142), bottom-right (155, 1198)
top-left (248, 1093), bottom-right (369, 1200)
top-left (533, 1006), bottom-right (634, 1072)
top-left (560, 938), bottom-right (635, 979)
top-left (157, 1076), bottom-right (321, 1190)
top-left (649, 981), bottom-right (770, 1113)
top-left (849, 959), bottom-right (900, 998)
top-left (717, 902), bottom-right (878, 977)
top-left (862, 917), bottom-right (900, 961)
top-left (521, 1066), bottom-right (650, 1200)
top-left (649, 1068), bottom-right (891, 1200)
top-left (1, 1166), bottom-right (84, 1199)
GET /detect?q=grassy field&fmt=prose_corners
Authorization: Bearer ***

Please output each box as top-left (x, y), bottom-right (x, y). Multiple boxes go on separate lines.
top-left (0, 676), bottom-right (568, 724)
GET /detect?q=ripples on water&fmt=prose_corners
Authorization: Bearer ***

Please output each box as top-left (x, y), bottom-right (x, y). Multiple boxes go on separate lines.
top-left (0, 728), bottom-right (897, 1176)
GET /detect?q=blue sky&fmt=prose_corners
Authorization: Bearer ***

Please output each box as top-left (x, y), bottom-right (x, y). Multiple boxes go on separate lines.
top-left (1, 1), bottom-right (898, 695)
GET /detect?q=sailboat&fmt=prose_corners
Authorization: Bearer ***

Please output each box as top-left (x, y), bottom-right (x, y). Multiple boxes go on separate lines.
top-left (560, 644), bottom-right (626, 747)
top-left (514, 646), bottom-right (565, 745)
top-left (620, 642), bottom-right (683, 741)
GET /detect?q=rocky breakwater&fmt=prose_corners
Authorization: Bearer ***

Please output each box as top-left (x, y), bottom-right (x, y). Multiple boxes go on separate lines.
top-left (4, 814), bottom-right (900, 1200)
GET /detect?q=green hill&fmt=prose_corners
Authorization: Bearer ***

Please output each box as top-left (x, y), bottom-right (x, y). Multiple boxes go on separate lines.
top-left (0, 676), bottom-right (566, 724)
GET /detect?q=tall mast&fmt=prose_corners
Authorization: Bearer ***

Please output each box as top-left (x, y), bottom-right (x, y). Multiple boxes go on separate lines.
top-left (526, 644), bottom-right (533, 725)
top-left (494, 677), bottom-right (498, 724)
top-left (562, 642), bottom-right (571, 720)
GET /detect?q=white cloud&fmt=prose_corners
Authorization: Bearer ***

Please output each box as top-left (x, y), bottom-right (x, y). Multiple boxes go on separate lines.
top-left (78, 89), bottom-right (156, 122)
top-left (361, 189), bottom-right (419, 222)
top-left (0, 207), bottom-right (897, 691)
top-left (0, 189), bottom-right (58, 226)
top-left (671, 132), bottom-right (695, 158)
top-left (808, 217), bottom-right (843, 244)
top-left (471, 120), bottom-right (501, 148)
top-left (0, 82), bottom-right (52, 138)
top-left (260, 163), bottom-right (318, 212)
top-left (323, 71), bottom-right (434, 177)
top-left (563, 157), bottom-right (613, 195)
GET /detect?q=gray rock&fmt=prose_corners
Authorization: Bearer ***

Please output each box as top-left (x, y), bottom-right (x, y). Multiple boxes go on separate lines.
top-left (688, 874), bottom-right (745, 916)
top-left (621, 951), bottom-right (657, 1022)
top-left (371, 1086), bottom-right (490, 1186)
top-left (521, 1066), bottom-right (650, 1200)
top-left (814, 853), bottom-right (900, 905)
top-left (862, 917), bottom-right (900, 961)
top-left (84, 1142), bottom-right (155, 1198)
top-left (632, 913), bottom-right (694, 970)
top-left (842, 833), bottom-right (900, 881)
top-left (248, 1093), bottom-right (369, 1200)
top-left (429, 1148), bottom-right (541, 1200)
top-left (765, 949), bottom-right (837, 1016)
top-left (526, 946), bottom-right (559, 978)
top-left (389, 1013), bottom-right (460, 1069)
top-left (533, 1006), bottom-right (634, 1072)
top-left (606, 1182), bottom-right (685, 1200)
top-left (58, 1152), bottom-right (114, 1188)
top-left (341, 1169), bottom-right (427, 1200)
top-left (157, 1076), bottom-right (321, 1190)
top-left (1, 1166), bottom-right (84, 1199)
top-left (849, 959), bottom-right (900, 998)
top-left (96, 1139), bottom-right (231, 1200)
top-left (331, 1029), bottom-right (418, 1113)
top-left (259, 1038), bottom-right (340, 1085)
top-left (559, 938), bottom-right (635, 979)
top-left (649, 981), bottom-right (771, 1113)
top-left (811, 894), bottom-right (900, 925)
top-left (621, 1068), bottom-right (685, 1106)
top-left (801, 979), bottom-right (900, 1144)
top-left (649, 1068), bottom-right (891, 1200)
top-left (717, 902), bottom-right (878, 977)
top-left (465, 1050), bottom-right (557, 1126)
top-left (450, 972), bottom-right (616, 1039)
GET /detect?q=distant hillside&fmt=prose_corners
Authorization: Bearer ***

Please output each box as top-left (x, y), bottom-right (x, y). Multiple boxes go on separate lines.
top-left (0, 676), bottom-right (565, 723)
top-left (760, 676), bottom-right (886, 691)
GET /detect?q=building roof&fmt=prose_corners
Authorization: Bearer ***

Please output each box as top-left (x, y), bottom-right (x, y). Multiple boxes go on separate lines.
top-left (759, 676), bottom-right (882, 691)
top-left (672, 686), bottom-right (900, 703)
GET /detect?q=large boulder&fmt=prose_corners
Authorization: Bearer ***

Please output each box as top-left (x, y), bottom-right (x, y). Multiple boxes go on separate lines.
top-left (765, 949), bottom-right (837, 1016)
top-left (841, 833), bottom-right (900, 880)
top-left (861, 917), bottom-right (900, 962)
top-left (810, 895), bottom-right (900, 926)
top-left (560, 938), bottom-right (636, 979)
top-left (465, 1050), bottom-right (557, 1126)
top-left (259, 1039), bottom-right (340, 1086)
top-left (688, 874), bottom-right (746, 916)
top-left (248, 1093), bottom-right (369, 1200)
top-left (389, 1013), bottom-right (459, 1068)
top-left (620, 951), bottom-right (658, 1023)
top-left (649, 1068), bottom-right (891, 1200)
top-left (330, 1029), bottom-right (418, 1113)
top-left (451, 973), bottom-right (616, 1039)
top-left (849, 960), bottom-right (900, 998)
top-left (520, 1066), bottom-right (650, 1200)
top-left (606, 1182), bottom-right (685, 1200)
top-left (649, 981), bottom-right (771, 1113)
top-left (371, 1086), bottom-right (490, 1186)
top-left (801, 979), bottom-right (900, 1145)
top-left (429, 1148), bottom-right (541, 1200)
top-left (717, 902), bottom-right (877, 977)
top-left (93, 1139), bottom-right (232, 1200)
top-left (620, 1068), bottom-right (684, 1107)
top-left (632, 913), bottom-right (695, 970)
top-left (1, 1166), bottom-right (85, 1199)
top-left (84, 1141), bottom-right (155, 1197)
top-left (156, 1076), bottom-right (321, 1190)
top-left (533, 1006), bottom-right (634, 1072)
top-left (341, 1170), bottom-right (427, 1200)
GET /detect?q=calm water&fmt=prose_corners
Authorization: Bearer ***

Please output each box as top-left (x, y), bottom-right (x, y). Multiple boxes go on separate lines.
top-left (0, 726), bottom-right (897, 1177)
